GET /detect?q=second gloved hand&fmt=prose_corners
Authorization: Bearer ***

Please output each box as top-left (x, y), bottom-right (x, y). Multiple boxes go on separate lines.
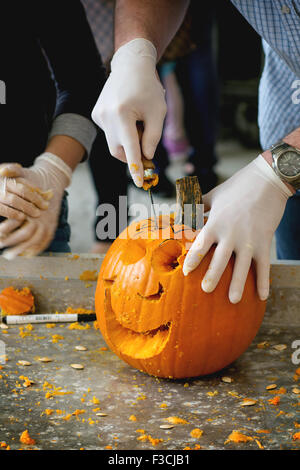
top-left (182, 155), bottom-right (293, 303)
top-left (92, 38), bottom-right (167, 187)
top-left (0, 153), bottom-right (72, 259)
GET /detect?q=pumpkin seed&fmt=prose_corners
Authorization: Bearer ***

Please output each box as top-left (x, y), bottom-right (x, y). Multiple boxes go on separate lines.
top-left (38, 357), bottom-right (53, 363)
top-left (160, 424), bottom-right (174, 429)
top-left (292, 387), bottom-right (300, 394)
top-left (222, 376), bottom-right (233, 383)
top-left (273, 344), bottom-right (287, 351)
top-left (266, 384), bottom-right (277, 390)
top-left (70, 363), bottom-right (84, 370)
top-left (96, 412), bottom-right (108, 417)
top-left (18, 360), bottom-right (31, 366)
top-left (240, 399), bottom-right (257, 407)
top-left (75, 345), bottom-right (87, 351)
top-left (0, 323), bottom-right (8, 329)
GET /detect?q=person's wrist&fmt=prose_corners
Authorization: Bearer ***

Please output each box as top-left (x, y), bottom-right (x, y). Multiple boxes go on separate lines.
top-left (262, 149), bottom-right (295, 194)
top-left (34, 152), bottom-right (72, 188)
top-left (111, 38), bottom-right (157, 70)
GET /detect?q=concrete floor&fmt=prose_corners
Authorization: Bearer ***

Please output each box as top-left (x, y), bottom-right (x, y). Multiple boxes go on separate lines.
top-left (68, 139), bottom-right (277, 260)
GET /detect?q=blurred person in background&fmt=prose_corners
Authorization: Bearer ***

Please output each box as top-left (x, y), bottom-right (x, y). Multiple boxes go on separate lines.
top-left (0, 0), bottom-right (104, 259)
top-left (164, 2), bottom-right (219, 194)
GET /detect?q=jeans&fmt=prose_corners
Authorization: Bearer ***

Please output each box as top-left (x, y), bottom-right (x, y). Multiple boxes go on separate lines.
top-left (45, 192), bottom-right (71, 253)
top-left (275, 190), bottom-right (300, 260)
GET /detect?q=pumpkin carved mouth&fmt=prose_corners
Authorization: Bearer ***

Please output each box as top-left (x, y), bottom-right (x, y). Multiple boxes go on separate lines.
top-left (103, 289), bottom-right (172, 359)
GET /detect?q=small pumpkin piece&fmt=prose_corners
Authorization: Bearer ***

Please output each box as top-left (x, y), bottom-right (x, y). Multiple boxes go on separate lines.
top-left (0, 286), bottom-right (35, 316)
top-left (190, 428), bottom-right (203, 439)
top-left (79, 270), bottom-right (98, 281)
top-left (165, 416), bottom-right (189, 425)
top-left (129, 415), bottom-right (137, 422)
top-left (225, 431), bottom-right (253, 444)
top-left (20, 430), bottom-right (36, 445)
top-left (143, 173), bottom-right (159, 191)
top-left (268, 396), bottom-right (280, 406)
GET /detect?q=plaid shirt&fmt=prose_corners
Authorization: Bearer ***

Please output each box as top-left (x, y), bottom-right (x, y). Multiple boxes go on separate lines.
top-left (81, 0), bottom-right (114, 64)
top-left (232, 0), bottom-right (300, 149)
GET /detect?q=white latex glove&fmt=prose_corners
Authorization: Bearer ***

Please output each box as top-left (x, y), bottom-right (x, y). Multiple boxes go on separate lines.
top-left (0, 164), bottom-right (50, 221)
top-left (0, 153), bottom-right (72, 259)
top-left (92, 38), bottom-right (167, 187)
top-left (183, 155), bottom-right (293, 303)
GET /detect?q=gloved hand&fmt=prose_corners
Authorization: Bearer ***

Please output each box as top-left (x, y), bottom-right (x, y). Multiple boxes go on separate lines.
top-left (182, 155), bottom-right (293, 303)
top-left (0, 152), bottom-right (72, 259)
top-left (0, 164), bottom-right (51, 222)
top-left (92, 38), bottom-right (167, 187)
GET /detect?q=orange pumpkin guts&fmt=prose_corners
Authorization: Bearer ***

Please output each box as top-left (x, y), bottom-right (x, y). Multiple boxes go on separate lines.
top-left (95, 214), bottom-right (266, 379)
top-left (0, 286), bottom-right (35, 316)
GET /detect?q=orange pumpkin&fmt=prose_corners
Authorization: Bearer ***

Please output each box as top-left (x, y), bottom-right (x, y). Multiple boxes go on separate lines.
top-left (0, 286), bottom-right (35, 316)
top-left (95, 214), bottom-right (266, 379)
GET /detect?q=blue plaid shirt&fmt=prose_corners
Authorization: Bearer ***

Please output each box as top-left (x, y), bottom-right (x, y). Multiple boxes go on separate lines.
top-left (232, 0), bottom-right (300, 149)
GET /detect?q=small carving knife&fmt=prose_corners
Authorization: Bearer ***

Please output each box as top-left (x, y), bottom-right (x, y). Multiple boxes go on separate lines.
top-left (142, 155), bottom-right (159, 228)
top-left (136, 122), bottom-right (159, 227)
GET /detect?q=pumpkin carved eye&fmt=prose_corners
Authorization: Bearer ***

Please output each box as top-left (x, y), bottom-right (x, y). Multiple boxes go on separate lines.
top-left (151, 240), bottom-right (183, 273)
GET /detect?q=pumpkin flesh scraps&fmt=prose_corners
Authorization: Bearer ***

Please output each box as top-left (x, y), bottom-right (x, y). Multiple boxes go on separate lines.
top-left (0, 287), bottom-right (35, 315)
top-left (103, 289), bottom-right (172, 359)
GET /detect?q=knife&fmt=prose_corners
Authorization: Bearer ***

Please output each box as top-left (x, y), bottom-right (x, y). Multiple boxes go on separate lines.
top-left (142, 156), bottom-right (159, 229)
top-left (136, 122), bottom-right (159, 228)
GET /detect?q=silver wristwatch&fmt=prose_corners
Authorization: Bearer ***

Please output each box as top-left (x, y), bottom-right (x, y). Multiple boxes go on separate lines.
top-left (270, 141), bottom-right (300, 190)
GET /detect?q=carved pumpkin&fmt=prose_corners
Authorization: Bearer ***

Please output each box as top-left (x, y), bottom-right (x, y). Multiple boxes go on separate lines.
top-left (0, 286), bottom-right (35, 316)
top-left (95, 214), bottom-right (266, 379)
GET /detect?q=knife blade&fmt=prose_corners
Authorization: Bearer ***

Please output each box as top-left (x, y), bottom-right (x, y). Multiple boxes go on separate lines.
top-left (136, 122), bottom-right (159, 228)
top-left (141, 155), bottom-right (159, 229)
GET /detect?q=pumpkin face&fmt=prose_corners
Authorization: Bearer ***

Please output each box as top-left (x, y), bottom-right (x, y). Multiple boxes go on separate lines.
top-left (95, 216), bottom-right (266, 378)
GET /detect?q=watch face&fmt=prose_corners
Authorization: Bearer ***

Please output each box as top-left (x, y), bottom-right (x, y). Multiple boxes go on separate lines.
top-left (277, 151), bottom-right (300, 177)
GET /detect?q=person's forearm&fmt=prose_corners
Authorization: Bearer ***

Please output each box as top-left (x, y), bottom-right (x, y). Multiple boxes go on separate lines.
top-left (45, 135), bottom-right (85, 171)
top-left (114, 0), bottom-right (190, 60)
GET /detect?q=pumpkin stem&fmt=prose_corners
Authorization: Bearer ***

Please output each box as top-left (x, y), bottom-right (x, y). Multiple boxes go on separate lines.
top-left (175, 176), bottom-right (203, 230)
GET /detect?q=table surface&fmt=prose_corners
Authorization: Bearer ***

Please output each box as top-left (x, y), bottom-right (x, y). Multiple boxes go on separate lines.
top-left (0, 256), bottom-right (299, 450)
top-left (0, 319), bottom-right (299, 450)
